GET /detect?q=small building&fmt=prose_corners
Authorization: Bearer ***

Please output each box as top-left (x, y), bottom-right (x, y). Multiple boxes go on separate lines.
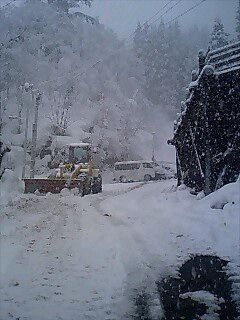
top-left (169, 41), bottom-right (240, 194)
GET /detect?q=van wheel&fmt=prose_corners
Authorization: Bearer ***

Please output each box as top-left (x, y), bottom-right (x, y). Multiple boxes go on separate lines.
top-left (119, 176), bottom-right (127, 183)
top-left (144, 174), bottom-right (151, 182)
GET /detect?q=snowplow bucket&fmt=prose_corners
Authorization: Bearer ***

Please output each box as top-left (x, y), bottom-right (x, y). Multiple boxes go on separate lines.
top-left (23, 178), bottom-right (87, 194)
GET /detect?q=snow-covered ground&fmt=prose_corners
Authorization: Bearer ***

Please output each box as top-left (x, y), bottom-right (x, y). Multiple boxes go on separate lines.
top-left (0, 180), bottom-right (239, 319)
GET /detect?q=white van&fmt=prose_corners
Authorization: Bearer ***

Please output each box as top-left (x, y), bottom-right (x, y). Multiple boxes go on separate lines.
top-left (113, 161), bottom-right (156, 182)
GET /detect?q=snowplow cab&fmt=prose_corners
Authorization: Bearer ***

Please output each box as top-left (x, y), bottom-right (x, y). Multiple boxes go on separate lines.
top-left (68, 143), bottom-right (91, 164)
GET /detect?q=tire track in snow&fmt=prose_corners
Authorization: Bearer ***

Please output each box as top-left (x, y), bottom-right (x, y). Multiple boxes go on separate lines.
top-left (88, 181), bottom-right (165, 319)
top-left (90, 182), bottom-right (147, 218)
top-left (0, 182), bottom-right (162, 320)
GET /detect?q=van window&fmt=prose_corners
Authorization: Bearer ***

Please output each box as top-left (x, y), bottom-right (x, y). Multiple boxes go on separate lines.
top-left (115, 163), bottom-right (141, 170)
top-left (115, 164), bottom-right (123, 171)
top-left (115, 164), bottom-right (128, 170)
top-left (143, 162), bottom-right (153, 169)
top-left (130, 163), bottom-right (141, 170)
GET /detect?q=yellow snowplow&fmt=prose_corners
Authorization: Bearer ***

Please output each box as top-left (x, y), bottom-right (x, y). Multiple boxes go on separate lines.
top-left (24, 143), bottom-right (102, 195)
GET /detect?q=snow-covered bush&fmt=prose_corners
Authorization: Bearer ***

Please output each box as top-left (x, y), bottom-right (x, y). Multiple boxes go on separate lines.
top-left (0, 169), bottom-right (24, 206)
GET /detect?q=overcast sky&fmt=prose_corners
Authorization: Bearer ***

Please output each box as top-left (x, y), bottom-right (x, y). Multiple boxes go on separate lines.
top-left (0, 0), bottom-right (237, 38)
top-left (82, 0), bottom-right (237, 38)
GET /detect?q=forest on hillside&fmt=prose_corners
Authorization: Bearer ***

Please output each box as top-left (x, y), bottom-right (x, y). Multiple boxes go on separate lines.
top-left (0, 0), bottom-right (237, 179)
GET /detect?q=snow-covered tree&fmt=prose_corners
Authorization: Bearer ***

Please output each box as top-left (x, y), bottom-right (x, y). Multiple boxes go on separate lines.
top-left (0, 0), bottom-right (162, 177)
top-left (47, 0), bottom-right (92, 13)
top-left (211, 17), bottom-right (229, 49)
top-left (132, 21), bottom-right (208, 114)
top-left (47, 89), bottom-right (73, 136)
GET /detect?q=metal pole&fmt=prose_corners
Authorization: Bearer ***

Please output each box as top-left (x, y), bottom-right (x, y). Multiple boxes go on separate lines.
top-left (30, 91), bottom-right (41, 179)
top-left (22, 103), bottom-right (30, 179)
top-left (152, 132), bottom-right (156, 162)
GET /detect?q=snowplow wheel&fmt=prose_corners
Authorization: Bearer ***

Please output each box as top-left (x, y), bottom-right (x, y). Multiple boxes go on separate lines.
top-left (78, 185), bottom-right (86, 197)
top-left (119, 176), bottom-right (127, 183)
top-left (92, 176), bottom-right (102, 194)
top-left (92, 186), bottom-right (98, 194)
top-left (144, 174), bottom-right (151, 182)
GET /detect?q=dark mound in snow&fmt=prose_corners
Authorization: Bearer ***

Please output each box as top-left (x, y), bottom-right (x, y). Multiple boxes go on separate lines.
top-left (132, 255), bottom-right (238, 320)
top-left (158, 255), bottom-right (238, 320)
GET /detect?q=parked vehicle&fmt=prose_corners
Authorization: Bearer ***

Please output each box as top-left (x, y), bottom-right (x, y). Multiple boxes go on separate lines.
top-left (113, 161), bottom-right (156, 182)
top-left (24, 143), bottom-right (102, 195)
top-left (154, 161), bottom-right (177, 180)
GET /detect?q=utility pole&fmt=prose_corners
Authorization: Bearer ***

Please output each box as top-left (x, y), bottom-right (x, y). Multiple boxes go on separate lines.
top-left (22, 103), bottom-right (30, 179)
top-left (22, 83), bottom-right (32, 179)
top-left (16, 85), bottom-right (24, 134)
top-left (152, 132), bottom-right (156, 162)
top-left (30, 90), bottom-right (41, 179)
top-left (0, 92), bottom-right (2, 136)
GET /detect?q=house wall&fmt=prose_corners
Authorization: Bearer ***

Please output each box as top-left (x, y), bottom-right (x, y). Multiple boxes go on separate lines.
top-left (173, 68), bottom-right (240, 194)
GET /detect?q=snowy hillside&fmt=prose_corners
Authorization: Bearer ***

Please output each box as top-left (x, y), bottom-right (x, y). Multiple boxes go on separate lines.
top-left (0, 0), bottom-right (178, 201)
top-left (0, 2), bottom-right (171, 154)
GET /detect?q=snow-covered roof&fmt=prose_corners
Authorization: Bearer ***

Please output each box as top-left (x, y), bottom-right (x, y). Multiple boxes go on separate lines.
top-left (188, 80), bottom-right (199, 88)
top-left (208, 40), bottom-right (240, 57)
top-left (207, 40), bottom-right (240, 73)
top-left (69, 143), bottom-right (90, 147)
top-left (173, 41), bottom-right (240, 137)
top-left (216, 64), bottom-right (240, 75)
top-left (115, 160), bottom-right (152, 165)
top-left (51, 136), bottom-right (90, 149)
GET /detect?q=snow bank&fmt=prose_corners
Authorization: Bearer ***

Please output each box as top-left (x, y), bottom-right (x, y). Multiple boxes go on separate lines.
top-left (103, 179), bottom-right (240, 267)
top-left (35, 155), bottom-right (52, 176)
top-left (0, 145), bottom-right (25, 206)
top-left (201, 180), bottom-right (240, 209)
top-left (0, 169), bottom-right (24, 206)
top-left (1, 146), bottom-right (25, 177)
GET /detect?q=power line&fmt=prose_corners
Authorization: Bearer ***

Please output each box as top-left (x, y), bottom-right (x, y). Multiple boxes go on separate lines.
top-left (144, 0), bottom-right (173, 25)
top-left (37, 0), bottom-right (206, 90)
top-left (127, 0), bottom-right (177, 41)
top-left (72, 1), bottom-right (207, 96)
top-left (164, 0), bottom-right (207, 25)
top-left (73, 0), bottom-right (182, 83)
top-left (149, 0), bottom-right (182, 26)
top-left (0, 0), bottom-right (17, 9)
top-left (38, 1), bottom-right (181, 87)
top-left (0, 26), bottom-right (27, 52)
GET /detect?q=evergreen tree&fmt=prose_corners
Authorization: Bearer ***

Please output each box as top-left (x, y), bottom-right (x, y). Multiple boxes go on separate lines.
top-left (47, 0), bottom-right (92, 13)
top-left (132, 20), bottom-right (199, 114)
top-left (236, 0), bottom-right (240, 40)
top-left (211, 17), bottom-right (229, 49)
top-left (133, 23), bottom-right (143, 57)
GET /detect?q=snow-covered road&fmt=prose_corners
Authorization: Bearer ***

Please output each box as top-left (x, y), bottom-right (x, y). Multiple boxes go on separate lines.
top-left (0, 180), bottom-right (239, 319)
